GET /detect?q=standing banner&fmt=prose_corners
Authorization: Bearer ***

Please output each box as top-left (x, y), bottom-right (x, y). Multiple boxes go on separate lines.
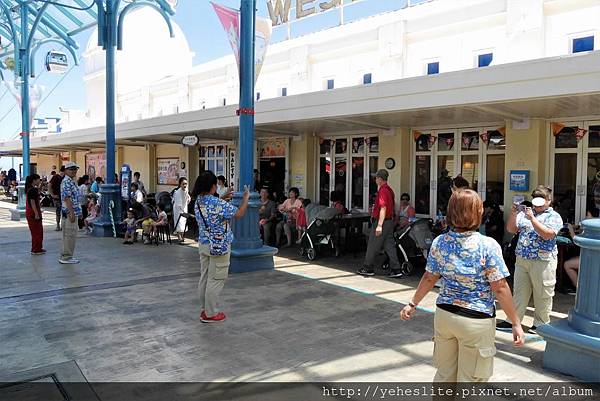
top-left (211, 2), bottom-right (272, 84)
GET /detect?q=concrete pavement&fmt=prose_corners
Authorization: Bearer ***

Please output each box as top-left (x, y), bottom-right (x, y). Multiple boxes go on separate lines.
top-left (0, 204), bottom-right (583, 383)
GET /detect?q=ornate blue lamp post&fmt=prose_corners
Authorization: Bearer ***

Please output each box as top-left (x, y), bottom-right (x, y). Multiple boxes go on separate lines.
top-left (537, 219), bottom-right (600, 381)
top-left (0, 0), bottom-right (79, 221)
top-left (229, 0), bottom-right (277, 273)
top-left (92, 0), bottom-right (174, 236)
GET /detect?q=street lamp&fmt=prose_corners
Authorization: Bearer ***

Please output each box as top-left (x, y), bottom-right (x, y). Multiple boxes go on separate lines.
top-left (0, 0), bottom-right (79, 221)
top-left (91, 0), bottom-right (175, 236)
top-left (229, 0), bottom-right (277, 273)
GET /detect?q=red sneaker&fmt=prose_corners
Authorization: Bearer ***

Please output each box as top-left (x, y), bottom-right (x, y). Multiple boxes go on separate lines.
top-left (200, 312), bottom-right (226, 323)
top-left (199, 310), bottom-right (207, 321)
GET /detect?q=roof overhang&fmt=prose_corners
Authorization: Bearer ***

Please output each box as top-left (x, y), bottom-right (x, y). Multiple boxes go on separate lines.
top-left (2, 51), bottom-right (600, 154)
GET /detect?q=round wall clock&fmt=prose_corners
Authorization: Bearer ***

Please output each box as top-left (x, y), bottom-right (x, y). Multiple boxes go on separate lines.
top-left (385, 157), bottom-right (395, 169)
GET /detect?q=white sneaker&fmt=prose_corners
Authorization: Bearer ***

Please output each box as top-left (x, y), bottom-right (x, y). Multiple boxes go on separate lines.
top-left (59, 258), bottom-right (80, 264)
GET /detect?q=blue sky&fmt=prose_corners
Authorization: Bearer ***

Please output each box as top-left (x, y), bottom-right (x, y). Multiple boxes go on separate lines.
top-left (0, 0), bottom-right (412, 169)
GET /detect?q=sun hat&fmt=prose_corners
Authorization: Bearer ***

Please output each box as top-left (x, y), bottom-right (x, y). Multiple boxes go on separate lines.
top-left (64, 161), bottom-right (80, 170)
top-left (531, 197), bottom-right (546, 207)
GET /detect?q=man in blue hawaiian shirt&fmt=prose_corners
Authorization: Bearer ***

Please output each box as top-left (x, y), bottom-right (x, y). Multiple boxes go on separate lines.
top-left (59, 162), bottom-right (82, 264)
top-left (497, 185), bottom-right (563, 334)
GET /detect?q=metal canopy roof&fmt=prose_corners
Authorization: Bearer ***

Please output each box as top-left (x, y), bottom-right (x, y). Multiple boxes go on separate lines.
top-left (0, 0), bottom-right (98, 62)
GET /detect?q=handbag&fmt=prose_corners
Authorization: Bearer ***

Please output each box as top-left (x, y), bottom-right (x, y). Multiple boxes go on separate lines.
top-left (196, 201), bottom-right (230, 256)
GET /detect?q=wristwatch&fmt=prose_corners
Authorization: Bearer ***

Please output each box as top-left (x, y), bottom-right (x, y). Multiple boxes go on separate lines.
top-left (408, 301), bottom-right (417, 308)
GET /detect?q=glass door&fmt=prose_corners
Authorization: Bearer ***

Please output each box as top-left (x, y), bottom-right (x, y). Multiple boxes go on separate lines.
top-left (318, 135), bottom-right (379, 211)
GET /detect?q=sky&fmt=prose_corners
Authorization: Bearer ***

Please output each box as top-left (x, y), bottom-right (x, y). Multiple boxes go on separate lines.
top-left (0, 0), bottom-right (415, 171)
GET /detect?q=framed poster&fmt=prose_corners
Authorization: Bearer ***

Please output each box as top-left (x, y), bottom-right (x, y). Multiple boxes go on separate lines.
top-left (86, 153), bottom-right (106, 181)
top-left (157, 157), bottom-right (180, 185)
top-left (259, 138), bottom-right (286, 158)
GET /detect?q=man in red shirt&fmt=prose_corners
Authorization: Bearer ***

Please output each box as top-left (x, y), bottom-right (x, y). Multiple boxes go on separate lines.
top-left (49, 166), bottom-right (65, 231)
top-left (358, 169), bottom-right (403, 278)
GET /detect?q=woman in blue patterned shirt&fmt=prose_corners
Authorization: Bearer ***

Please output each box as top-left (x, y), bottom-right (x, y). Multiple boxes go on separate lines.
top-left (192, 171), bottom-right (249, 323)
top-left (496, 185), bottom-right (563, 334)
top-left (401, 189), bottom-right (524, 382)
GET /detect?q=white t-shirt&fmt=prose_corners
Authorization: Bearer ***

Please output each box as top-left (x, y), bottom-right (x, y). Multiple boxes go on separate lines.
top-left (134, 189), bottom-right (144, 203)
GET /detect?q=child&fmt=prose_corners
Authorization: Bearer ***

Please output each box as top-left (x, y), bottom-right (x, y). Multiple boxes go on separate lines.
top-left (295, 198), bottom-right (310, 244)
top-left (84, 195), bottom-right (100, 233)
top-left (122, 209), bottom-right (137, 245)
top-left (148, 203), bottom-right (168, 243)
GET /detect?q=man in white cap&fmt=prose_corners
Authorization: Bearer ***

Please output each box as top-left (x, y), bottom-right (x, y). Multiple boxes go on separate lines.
top-left (496, 185), bottom-right (563, 334)
top-left (59, 162), bottom-right (82, 264)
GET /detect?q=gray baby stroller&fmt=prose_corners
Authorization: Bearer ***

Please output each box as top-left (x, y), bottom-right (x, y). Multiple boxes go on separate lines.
top-left (298, 207), bottom-right (341, 261)
top-left (382, 218), bottom-right (433, 275)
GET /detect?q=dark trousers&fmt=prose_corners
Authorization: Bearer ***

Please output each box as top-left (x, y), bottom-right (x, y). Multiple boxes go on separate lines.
top-left (53, 197), bottom-right (61, 226)
top-left (363, 220), bottom-right (400, 271)
top-left (27, 217), bottom-right (44, 252)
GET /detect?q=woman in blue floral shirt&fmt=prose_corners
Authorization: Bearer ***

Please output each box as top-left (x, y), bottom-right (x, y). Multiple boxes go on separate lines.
top-left (401, 189), bottom-right (524, 382)
top-left (496, 185), bottom-right (563, 334)
top-left (192, 171), bottom-right (249, 323)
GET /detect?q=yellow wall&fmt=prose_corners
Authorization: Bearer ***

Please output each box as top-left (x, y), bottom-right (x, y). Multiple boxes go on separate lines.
top-left (379, 128), bottom-right (411, 208)
top-left (154, 143), bottom-right (188, 193)
top-left (30, 154), bottom-right (59, 178)
top-left (504, 119), bottom-right (548, 207)
top-left (289, 136), bottom-right (310, 199)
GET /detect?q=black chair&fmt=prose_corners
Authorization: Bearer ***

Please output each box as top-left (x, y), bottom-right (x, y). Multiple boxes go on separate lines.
top-left (154, 224), bottom-right (172, 245)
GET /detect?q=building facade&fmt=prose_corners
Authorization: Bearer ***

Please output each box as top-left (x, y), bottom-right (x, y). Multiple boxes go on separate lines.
top-left (2, 0), bottom-right (600, 225)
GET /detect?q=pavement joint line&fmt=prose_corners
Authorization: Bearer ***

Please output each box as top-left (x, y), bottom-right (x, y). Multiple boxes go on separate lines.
top-left (0, 272), bottom-right (201, 305)
top-left (279, 267), bottom-right (546, 343)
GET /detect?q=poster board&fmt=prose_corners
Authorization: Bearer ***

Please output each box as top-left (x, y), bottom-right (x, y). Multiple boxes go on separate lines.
top-left (258, 138), bottom-right (286, 158)
top-left (86, 153), bottom-right (106, 181)
top-left (157, 157), bottom-right (180, 185)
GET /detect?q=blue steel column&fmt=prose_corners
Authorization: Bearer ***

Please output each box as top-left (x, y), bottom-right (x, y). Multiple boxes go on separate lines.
top-left (15, 3), bottom-right (30, 218)
top-left (93, 0), bottom-right (121, 236)
top-left (229, 0), bottom-right (276, 273)
top-left (537, 219), bottom-right (600, 381)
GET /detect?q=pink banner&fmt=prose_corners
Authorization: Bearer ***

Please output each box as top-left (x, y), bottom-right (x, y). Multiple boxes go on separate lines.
top-left (212, 2), bottom-right (240, 71)
top-left (211, 2), bottom-right (272, 84)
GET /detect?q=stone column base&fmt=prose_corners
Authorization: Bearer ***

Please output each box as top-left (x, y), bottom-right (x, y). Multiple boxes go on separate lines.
top-left (10, 208), bottom-right (26, 221)
top-left (538, 320), bottom-right (600, 382)
top-left (229, 246), bottom-right (278, 274)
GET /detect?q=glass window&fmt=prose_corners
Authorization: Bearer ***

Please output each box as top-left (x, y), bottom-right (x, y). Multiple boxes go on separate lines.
top-left (363, 73), bottom-right (372, 84)
top-left (461, 155), bottom-right (479, 191)
top-left (486, 154), bottom-right (505, 206)
top-left (369, 156), bottom-right (379, 209)
top-left (199, 146), bottom-right (206, 157)
top-left (281, 87), bottom-right (287, 97)
top-left (216, 160), bottom-right (224, 176)
top-left (327, 79), bottom-right (335, 90)
top-left (486, 130), bottom-right (505, 151)
top-left (415, 155), bottom-right (431, 215)
top-left (320, 139), bottom-right (331, 155)
top-left (586, 153), bottom-right (600, 218)
top-left (199, 159), bottom-right (206, 172)
top-left (415, 134), bottom-right (431, 152)
top-left (573, 36), bottom-right (594, 53)
top-left (437, 156), bottom-right (454, 213)
top-left (335, 139), bottom-right (348, 154)
top-left (555, 127), bottom-right (578, 149)
top-left (438, 133), bottom-right (455, 152)
top-left (207, 146), bottom-right (215, 157)
top-left (427, 62), bottom-right (439, 75)
top-left (368, 137), bottom-right (379, 153)
top-left (208, 160), bottom-right (215, 173)
top-left (334, 157), bottom-right (347, 206)
top-left (588, 126), bottom-right (600, 148)
top-left (478, 53), bottom-right (493, 67)
top-left (352, 138), bottom-right (365, 154)
top-left (319, 157), bottom-right (330, 206)
top-left (216, 146), bottom-right (224, 157)
top-left (461, 131), bottom-right (479, 151)
top-left (553, 153), bottom-right (577, 223)
top-left (351, 157), bottom-right (364, 209)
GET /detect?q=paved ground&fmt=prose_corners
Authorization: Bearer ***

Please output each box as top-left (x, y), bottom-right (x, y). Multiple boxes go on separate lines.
top-left (0, 202), bottom-right (583, 383)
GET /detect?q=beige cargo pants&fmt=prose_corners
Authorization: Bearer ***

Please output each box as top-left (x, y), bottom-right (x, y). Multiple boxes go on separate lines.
top-left (433, 308), bottom-right (496, 382)
top-left (198, 243), bottom-right (230, 317)
top-left (60, 216), bottom-right (78, 261)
